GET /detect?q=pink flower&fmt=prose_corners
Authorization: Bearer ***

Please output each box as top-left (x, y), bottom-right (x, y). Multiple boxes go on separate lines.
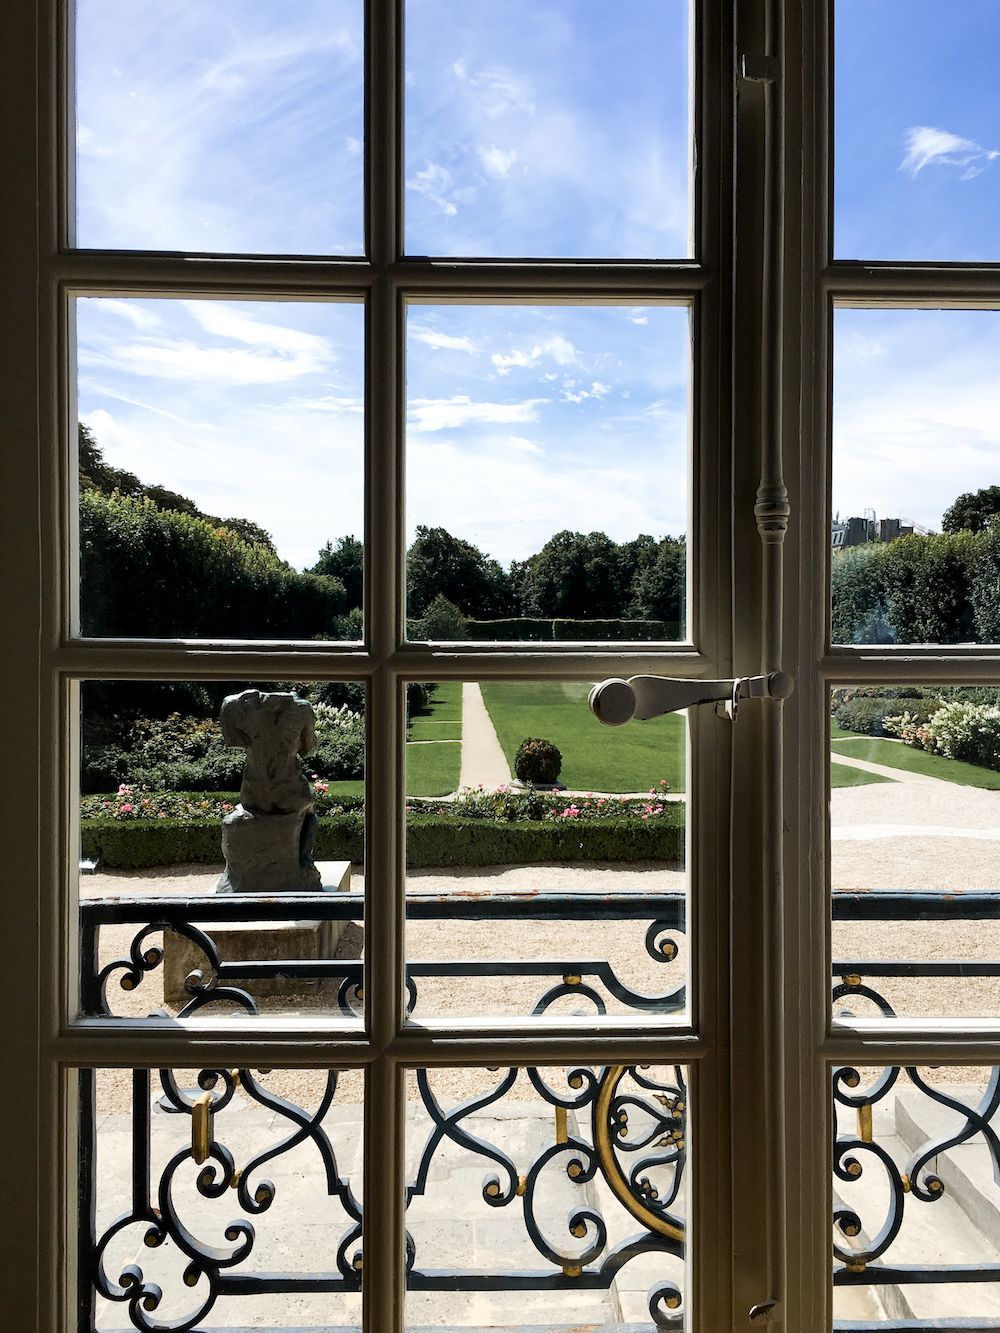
top-left (560, 805), bottom-right (580, 818)
top-left (120, 802), bottom-right (133, 813)
top-left (118, 783), bottom-right (132, 795)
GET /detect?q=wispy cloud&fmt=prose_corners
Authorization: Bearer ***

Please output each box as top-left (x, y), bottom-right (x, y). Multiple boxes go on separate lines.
top-left (452, 59), bottom-right (535, 118)
top-left (183, 302), bottom-right (333, 359)
top-left (81, 339), bottom-right (328, 386)
top-left (408, 395), bottom-right (545, 432)
top-left (477, 144), bottom-right (518, 178)
top-left (492, 334), bottom-right (577, 375)
top-left (407, 161), bottom-right (459, 216)
top-left (900, 126), bottom-right (1000, 180)
top-left (410, 326), bottom-right (478, 354)
top-left (281, 394), bottom-right (364, 415)
top-left (504, 435), bottom-right (544, 455)
top-left (561, 380), bottom-right (611, 404)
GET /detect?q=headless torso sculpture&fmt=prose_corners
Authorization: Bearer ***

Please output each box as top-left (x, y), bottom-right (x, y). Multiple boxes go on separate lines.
top-left (216, 689), bottom-right (323, 893)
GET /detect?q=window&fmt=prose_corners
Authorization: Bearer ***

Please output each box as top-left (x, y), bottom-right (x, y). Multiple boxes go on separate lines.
top-left (5, 3), bottom-right (1000, 1331)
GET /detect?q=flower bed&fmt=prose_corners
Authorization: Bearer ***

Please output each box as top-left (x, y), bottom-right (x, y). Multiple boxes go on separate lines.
top-left (80, 785), bottom-right (684, 870)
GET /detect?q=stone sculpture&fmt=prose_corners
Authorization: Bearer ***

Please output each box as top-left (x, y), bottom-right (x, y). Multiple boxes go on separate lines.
top-left (216, 689), bottom-right (323, 893)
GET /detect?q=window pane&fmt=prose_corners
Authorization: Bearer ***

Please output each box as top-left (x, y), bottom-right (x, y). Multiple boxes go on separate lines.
top-left (406, 1064), bottom-right (689, 1327)
top-left (831, 308), bottom-right (1000, 646)
top-left (76, 297), bottom-right (363, 641)
top-left (80, 1067), bottom-right (362, 1330)
top-left (79, 680), bottom-right (365, 1023)
top-left (74, 0), bottom-right (364, 255)
top-left (405, 0), bottom-right (692, 259)
top-left (835, 0), bottom-right (1000, 261)
top-left (404, 680), bottom-right (688, 1023)
top-left (833, 1064), bottom-right (1000, 1326)
top-left (829, 683), bottom-right (1000, 1021)
top-left (405, 304), bottom-right (689, 642)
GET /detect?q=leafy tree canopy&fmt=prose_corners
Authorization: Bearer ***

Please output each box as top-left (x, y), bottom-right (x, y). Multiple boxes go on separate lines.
top-left (79, 422), bottom-right (277, 553)
top-left (406, 524), bottom-right (514, 619)
top-left (942, 485), bottom-right (1000, 534)
top-left (310, 535), bottom-right (363, 609)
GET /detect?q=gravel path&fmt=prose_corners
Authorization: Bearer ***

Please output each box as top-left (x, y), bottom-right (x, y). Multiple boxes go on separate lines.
top-left (458, 681), bottom-right (511, 789)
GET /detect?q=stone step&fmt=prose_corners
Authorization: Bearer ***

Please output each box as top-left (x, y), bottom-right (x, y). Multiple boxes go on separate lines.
top-left (834, 1127), bottom-right (1000, 1326)
top-left (893, 1084), bottom-right (1000, 1248)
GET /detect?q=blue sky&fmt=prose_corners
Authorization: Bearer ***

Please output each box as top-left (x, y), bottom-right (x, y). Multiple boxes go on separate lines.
top-left (74, 1), bottom-right (1000, 574)
top-left (833, 0), bottom-right (1000, 532)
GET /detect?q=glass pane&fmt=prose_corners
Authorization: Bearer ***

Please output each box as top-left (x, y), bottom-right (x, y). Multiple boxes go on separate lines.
top-left (79, 680), bottom-right (364, 1023)
top-left (404, 680), bottom-right (688, 1022)
top-left (830, 683), bottom-right (1000, 1020)
top-left (832, 1063), bottom-right (1000, 1326)
top-left (405, 304), bottom-right (689, 642)
top-left (80, 1066), bottom-right (362, 1330)
top-left (76, 297), bottom-right (363, 640)
top-left (75, 0), bottom-right (364, 255)
top-left (832, 308), bottom-right (1000, 646)
top-left (406, 1064), bottom-right (689, 1328)
top-left (835, 0), bottom-right (1000, 261)
top-left (404, 0), bottom-right (692, 259)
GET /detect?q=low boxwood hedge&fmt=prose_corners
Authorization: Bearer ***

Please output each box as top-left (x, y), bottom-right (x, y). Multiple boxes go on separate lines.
top-left (551, 618), bottom-right (681, 642)
top-left (463, 617), bottom-right (682, 642)
top-left (81, 809), bottom-right (683, 870)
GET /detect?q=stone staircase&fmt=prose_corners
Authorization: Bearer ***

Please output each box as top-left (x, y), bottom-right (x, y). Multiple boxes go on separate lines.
top-left (834, 1086), bottom-right (1000, 1330)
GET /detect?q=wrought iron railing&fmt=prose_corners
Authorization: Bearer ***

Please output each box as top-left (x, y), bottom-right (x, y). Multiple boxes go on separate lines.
top-left (77, 890), bottom-right (1000, 1331)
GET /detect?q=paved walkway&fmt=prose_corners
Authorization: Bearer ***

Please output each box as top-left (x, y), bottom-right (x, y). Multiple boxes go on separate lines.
top-left (831, 746), bottom-right (940, 784)
top-left (458, 682), bottom-right (511, 789)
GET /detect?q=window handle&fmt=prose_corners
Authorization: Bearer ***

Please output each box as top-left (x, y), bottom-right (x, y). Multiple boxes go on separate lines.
top-left (749, 1299), bottom-right (779, 1324)
top-left (589, 671), bottom-right (793, 727)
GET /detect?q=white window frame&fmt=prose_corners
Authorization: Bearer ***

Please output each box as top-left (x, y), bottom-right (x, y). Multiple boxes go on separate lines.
top-left (7, 2), bottom-right (971, 1331)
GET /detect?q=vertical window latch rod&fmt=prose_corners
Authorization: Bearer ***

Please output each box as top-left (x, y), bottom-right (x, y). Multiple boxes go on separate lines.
top-left (589, 671), bottom-right (793, 727)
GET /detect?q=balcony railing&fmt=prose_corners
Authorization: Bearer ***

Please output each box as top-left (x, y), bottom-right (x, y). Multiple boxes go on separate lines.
top-left (77, 890), bottom-right (1000, 1332)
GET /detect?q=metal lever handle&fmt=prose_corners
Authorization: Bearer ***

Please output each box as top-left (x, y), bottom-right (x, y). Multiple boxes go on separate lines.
top-left (749, 1299), bottom-right (778, 1323)
top-left (589, 671), bottom-right (793, 727)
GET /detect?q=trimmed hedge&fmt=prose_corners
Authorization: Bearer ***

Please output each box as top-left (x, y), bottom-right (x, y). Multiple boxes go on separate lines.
top-left (80, 490), bottom-right (345, 638)
top-left (81, 810), bottom-right (683, 870)
top-left (465, 618), bottom-right (555, 641)
top-left (407, 815), bottom-right (682, 866)
top-left (463, 617), bottom-right (681, 642)
top-left (552, 618), bottom-right (679, 641)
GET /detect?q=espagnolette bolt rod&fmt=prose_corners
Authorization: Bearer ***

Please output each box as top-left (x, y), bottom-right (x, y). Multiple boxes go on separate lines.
top-left (589, 671), bottom-right (794, 727)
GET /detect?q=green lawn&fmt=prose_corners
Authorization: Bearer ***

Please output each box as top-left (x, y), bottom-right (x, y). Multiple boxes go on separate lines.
top-left (408, 680), bottom-right (463, 740)
top-left (323, 779), bottom-right (365, 799)
top-left (829, 762), bottom-right (892, 788)
top-left (405, 739), bottom-right (462, 796)
top-left (830, 735), bottom-right (1000, 789)
top-left (325, 739), bottom-right (461, 800)
top-left (480, 680), bottom-right (684, 793)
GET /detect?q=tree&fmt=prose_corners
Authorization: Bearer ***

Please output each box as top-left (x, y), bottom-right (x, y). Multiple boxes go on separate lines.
top-left (943, 486), bottom-right (1000, 534)
top-left (79, 422), bottom-right (277, 550)
top-left (628, 536), bottom-right (686, 625)
top-left (406, 525), bottom-right (513, 618)
top-left (517, 530), bottom-right (628, 618)
top-left (310, 535), bottom-right (363, 608)
top-left (413, 593), bottom-right (467, 640)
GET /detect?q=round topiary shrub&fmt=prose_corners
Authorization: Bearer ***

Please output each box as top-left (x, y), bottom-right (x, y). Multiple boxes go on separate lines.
top-left (514, 737), bottom-right (563, 785)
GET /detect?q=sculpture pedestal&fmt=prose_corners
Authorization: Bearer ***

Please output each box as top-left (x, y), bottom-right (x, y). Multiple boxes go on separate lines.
top-left (162, 861), bottom-right (353, 1008)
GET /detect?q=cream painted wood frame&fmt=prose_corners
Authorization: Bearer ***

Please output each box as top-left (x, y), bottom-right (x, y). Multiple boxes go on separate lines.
top-left (0, 0), bottom-right (864, 1330)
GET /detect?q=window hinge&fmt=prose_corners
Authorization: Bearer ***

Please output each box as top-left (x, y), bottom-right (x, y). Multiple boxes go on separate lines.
top-left (740, 52), bottom-right (779, 83)
top-left (589, 671), bottom-right (793, 726)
